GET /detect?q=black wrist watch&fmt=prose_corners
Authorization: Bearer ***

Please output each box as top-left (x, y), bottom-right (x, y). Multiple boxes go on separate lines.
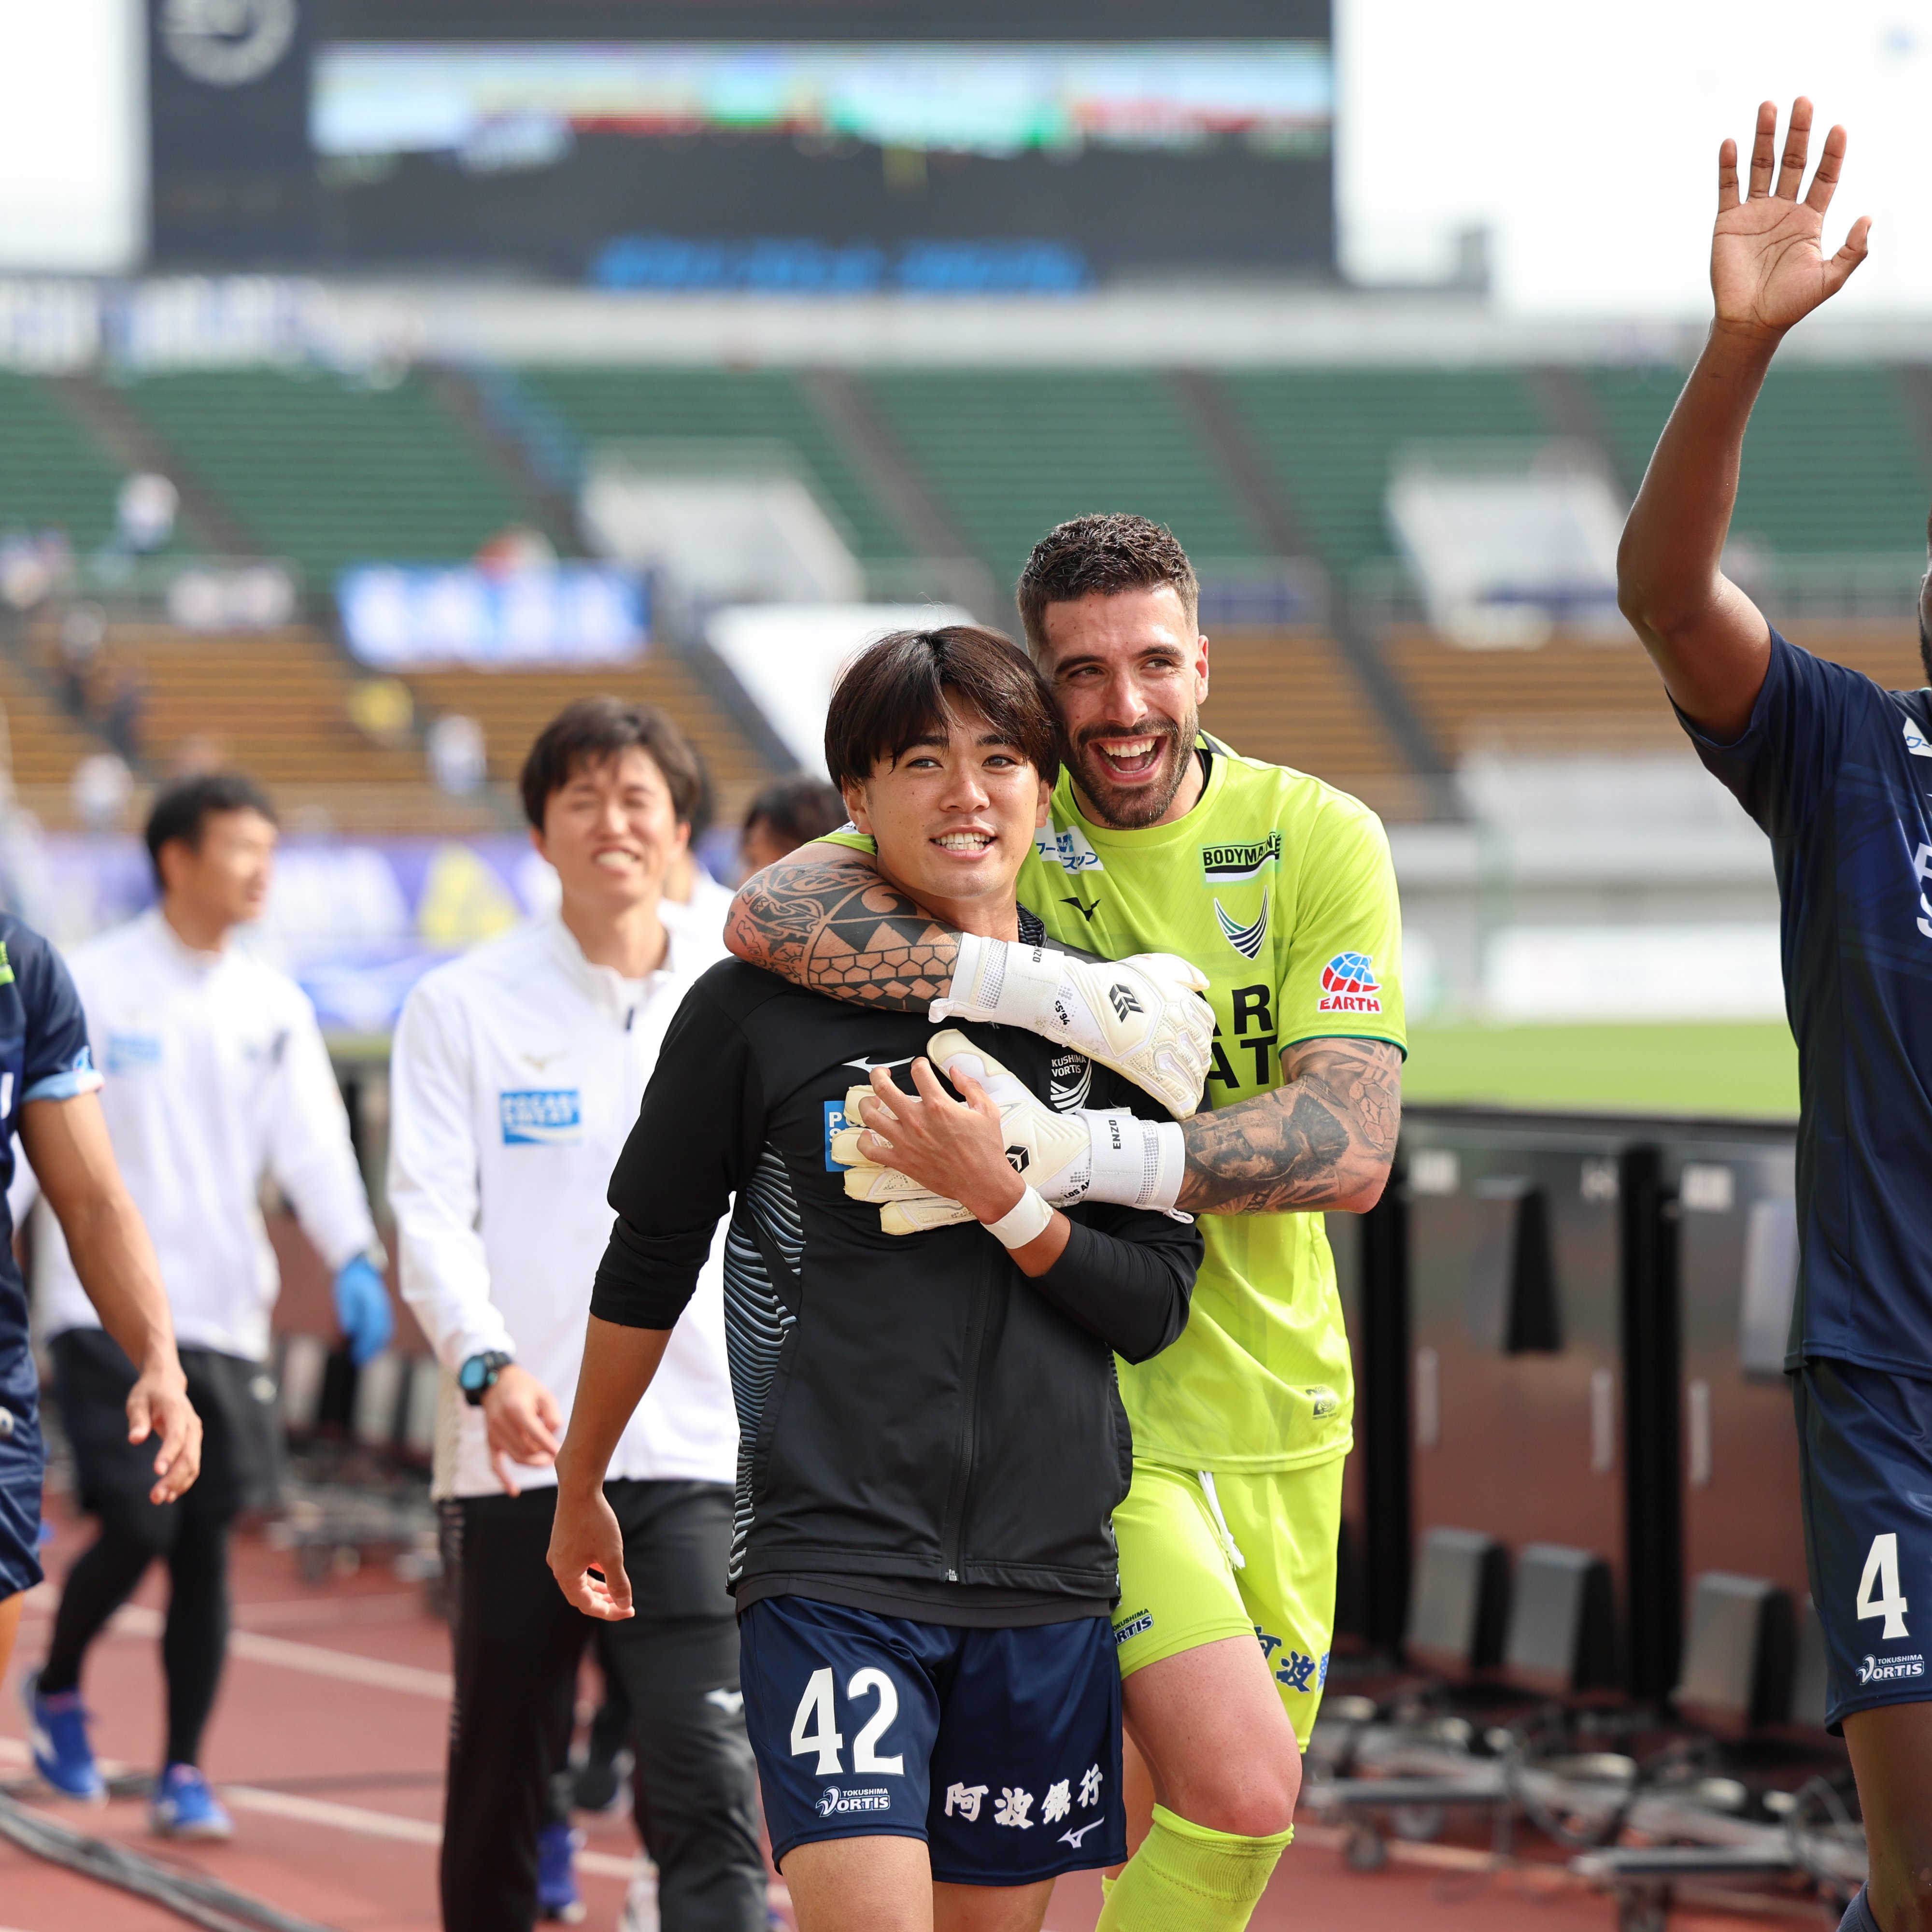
top-left (458, 1350), bottom-right (513, 1406)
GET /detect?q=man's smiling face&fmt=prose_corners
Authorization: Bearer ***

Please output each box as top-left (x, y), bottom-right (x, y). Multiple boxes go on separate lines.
top-left (1037, 585), bottom-right (1210, 829)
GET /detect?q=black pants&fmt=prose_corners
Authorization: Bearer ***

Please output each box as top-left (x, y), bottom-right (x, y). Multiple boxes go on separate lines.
top-left (439, 1481), bottom-right (764, 1932)
top-left (41, 1330), bottom-right (279, 1768)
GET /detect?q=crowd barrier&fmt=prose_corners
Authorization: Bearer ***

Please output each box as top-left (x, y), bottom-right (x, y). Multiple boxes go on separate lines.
top-left (1334, 1103), bottom-right (1816, 1731)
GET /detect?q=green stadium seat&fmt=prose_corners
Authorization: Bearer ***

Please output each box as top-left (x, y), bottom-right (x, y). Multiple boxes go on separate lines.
top-left (118, 369), bottom-right (528, 586)
top-left (518, 367), bottom-right (910, 562)
top-left (860, 370), bottom-right (1263, 586)
top-left (0, 373), bottom-right (127, 552)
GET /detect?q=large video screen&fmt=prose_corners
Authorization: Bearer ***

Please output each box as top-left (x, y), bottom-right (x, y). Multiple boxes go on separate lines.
top-left (310, 39), bottom-right (1331, 286)
top-left (146, 1), bottom-right (1335, 282)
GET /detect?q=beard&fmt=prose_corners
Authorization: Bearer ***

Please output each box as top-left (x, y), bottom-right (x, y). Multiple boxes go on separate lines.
top-left (1066, 712), bottom-right (1196, 829)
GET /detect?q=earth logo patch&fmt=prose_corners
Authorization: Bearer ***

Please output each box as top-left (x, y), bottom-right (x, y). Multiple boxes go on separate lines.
top-left (1318, 952), bottom-right (1381, 1014)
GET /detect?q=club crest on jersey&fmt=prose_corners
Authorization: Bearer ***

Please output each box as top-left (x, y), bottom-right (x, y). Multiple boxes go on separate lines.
top-left (1906, 717), bottom-right (1932, 759)
top-left (1215, 889), bottom-right (1270, 962)
top-left (1200, 833), bottom-right (1282, 886)
top-left (1318, 952), bottom-right (1382, 1014)
top-left (1036, 825), bottom-right (1105, 874)
top-left (1049, 1051), bottom-right (1092, 1113)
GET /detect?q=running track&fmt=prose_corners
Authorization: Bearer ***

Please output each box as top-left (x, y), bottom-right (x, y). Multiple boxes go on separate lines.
top-left (0, 1510), bottom-right (1821, 1932)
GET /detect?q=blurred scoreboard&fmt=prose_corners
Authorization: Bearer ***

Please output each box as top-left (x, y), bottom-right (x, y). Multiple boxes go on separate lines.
top-left (148, 0), bottom-right (1334, 284)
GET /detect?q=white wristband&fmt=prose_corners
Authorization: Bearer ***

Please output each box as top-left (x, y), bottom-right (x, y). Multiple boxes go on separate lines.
top-left (984, 1186), bottom-right (1055, 1250)
top-left (1080, 1113), bottom-right (1187, 1214)
top-left (933, 932), bottom-right (1062, 1030)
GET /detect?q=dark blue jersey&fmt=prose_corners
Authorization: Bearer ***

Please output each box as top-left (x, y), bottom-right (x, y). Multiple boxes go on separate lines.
top-left (0, 914), bottom-right (101, 1398)
top-left (1681, 629), bottom-right (1932, 1374)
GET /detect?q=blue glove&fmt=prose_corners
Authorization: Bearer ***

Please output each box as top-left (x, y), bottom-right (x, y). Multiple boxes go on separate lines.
top-left (332, 1256), bottom-right (393, 1367)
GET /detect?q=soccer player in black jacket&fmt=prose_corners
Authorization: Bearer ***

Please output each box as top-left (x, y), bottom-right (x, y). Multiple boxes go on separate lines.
top-left (550, 625), bottom-right (1201, 1932)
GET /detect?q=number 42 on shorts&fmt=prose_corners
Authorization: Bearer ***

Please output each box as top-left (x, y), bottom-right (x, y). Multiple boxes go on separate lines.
top-left (791, 1666), bottom-right (905, 1775)
top-left (1857, 1532), bottom-right (1909, 1640)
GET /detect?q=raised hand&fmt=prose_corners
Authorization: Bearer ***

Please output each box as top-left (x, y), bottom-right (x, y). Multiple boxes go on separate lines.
top-left (1713, 99), bottom-right (1870, 336)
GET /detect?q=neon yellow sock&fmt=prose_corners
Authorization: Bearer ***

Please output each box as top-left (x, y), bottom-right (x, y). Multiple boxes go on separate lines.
top-left (1095, 1804), bottom-right (1291, 1932)
top-left (1099, 1873), bottom-right (1116, 1904)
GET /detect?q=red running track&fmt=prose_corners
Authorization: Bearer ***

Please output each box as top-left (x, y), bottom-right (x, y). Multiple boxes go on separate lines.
top-left (0, 1509), bottom-right (1825, 1932)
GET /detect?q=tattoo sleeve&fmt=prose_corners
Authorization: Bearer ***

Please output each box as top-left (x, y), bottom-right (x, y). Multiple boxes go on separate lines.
top-left (1176, 1038), bottom-right (1402, 1215)
top-left (725, 847), bottom-right (959, 1012)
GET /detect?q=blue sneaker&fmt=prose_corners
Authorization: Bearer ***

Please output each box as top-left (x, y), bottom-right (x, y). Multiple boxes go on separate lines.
top-left (150, 1762), bottom-right (233, 1841)
top-left (537, 1821), bottom-right (585, 1923)
top-left (21, 1669), bottom-right (105, 1802)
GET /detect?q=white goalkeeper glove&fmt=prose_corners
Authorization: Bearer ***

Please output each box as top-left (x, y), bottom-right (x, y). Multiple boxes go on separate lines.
top-left (927, 1030), bottom-right (1187, 1215)
top-left (828, 1094), bottom-right (974, 1236)
top-left (930, 935), bottom-right (1213, 1120)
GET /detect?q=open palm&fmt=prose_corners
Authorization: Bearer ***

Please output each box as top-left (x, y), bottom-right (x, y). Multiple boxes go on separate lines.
top-left (1712, 99), bottom-right (1869, 333)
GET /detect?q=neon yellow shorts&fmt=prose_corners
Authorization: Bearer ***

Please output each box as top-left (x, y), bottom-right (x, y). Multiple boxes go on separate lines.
top-left (1110, 1455), bottom-right (1344, 1747)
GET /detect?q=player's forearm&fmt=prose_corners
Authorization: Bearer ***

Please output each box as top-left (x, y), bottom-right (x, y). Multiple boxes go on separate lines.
top-left (726, 846), bottom-right (958, 1010)
top-left (1176, 1040), bottom-right (1400, 1214)
top-left (553, 1316), bottom-right (671, 1495)
top-left (1618, 323), bottom-right (1778, 645)
top-left (63, 1197), bottom-right (180, 1375)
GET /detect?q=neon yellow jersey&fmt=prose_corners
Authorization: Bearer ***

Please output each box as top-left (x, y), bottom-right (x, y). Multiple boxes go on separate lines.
top-left (828, 737), bottom-right (1406, 1471)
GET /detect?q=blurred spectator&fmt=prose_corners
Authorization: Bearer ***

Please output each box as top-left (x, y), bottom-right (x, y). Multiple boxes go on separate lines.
top-left (740, 773), bottom-right (847, 876)
top-left (474, 526), bottom-right (556, 574)
top-left (71, 753), bottom-right (132, 832)
top-left (0, 530), bottom-right (69, 617)
top-left (427, 713), bottom-right (487, 796)
top-left (660, 742), bottom-right (734, 942)
top-left (57, 604), bottom-right (108, 716)
top-left (116, 474), bottom-right (178, 555)
top-left (103, 661), bottom-right (148, 765)
top-left (169, 736), bottom-right (227, 779)
top-left (348, 677), bottom-right (415, 750)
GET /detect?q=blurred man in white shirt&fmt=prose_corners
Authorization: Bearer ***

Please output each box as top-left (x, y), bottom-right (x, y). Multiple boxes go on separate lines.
top-left (389, 698), bottom-right (761, 1932)
top-left (23, 773), bottom-right (385, 1840)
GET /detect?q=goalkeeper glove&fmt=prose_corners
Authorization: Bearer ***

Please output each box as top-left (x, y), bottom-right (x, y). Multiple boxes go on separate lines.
top-left (930, 935), bottom-right (1212, 1119)
top-left (829, 1094), bottom-right (974, 1235)
top-left (926, 1031), bottom-right (1187, 1214)
top-left (333, 1253), bottom-right (393, 1366)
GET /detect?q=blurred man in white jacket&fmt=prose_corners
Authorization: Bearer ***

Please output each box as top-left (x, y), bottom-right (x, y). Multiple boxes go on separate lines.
top-left (23, 773), bottom-right (386, 1841)
top-left (389, 698), bottom-right (761, 1932)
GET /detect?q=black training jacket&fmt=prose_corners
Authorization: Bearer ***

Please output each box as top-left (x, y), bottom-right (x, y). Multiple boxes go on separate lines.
top-left (592, 955), bottom-right (1200, 1617)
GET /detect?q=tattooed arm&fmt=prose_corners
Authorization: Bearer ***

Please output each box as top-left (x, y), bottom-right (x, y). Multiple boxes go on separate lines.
top-left (727, 844), bottom-right (959, 1010)
top-left (1177, 1037), bottom-right (1401, 1216)
top-left (726, 843), bottom-right (1108, 1008)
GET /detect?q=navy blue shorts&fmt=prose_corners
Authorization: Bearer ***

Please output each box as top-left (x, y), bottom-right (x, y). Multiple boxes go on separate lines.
top-left (1795, 1359), bottom-right (1932, 1730)
top-left (0, 1355), bottom-right (45, 1600)
top-left (738, 1595), bottom-right (1125, 1885)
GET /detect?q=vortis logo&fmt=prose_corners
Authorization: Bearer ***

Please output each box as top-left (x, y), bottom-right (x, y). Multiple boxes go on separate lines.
top-left (1318, 952), bottom-right (1381, 1014)
top-left (1108, 983), bottom-right (1143, 1023)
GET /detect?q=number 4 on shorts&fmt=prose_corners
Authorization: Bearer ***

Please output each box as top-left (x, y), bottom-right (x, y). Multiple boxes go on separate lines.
top-left (1856, 1532), bottom-right (1910, 1640)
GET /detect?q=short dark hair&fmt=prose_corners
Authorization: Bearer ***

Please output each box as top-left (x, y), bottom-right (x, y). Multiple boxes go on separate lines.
top-left (1016, 512), bottom-right (1200, 655)
top-left (824, 626), bottom-right (1060, 794)
top-left (144, 772), bottom-right (277, 888)
top-left (518, 696), bottom-right (704, 830)
top-left (744, 773), bottom-right (848, 847)
top-left (1920, 507), bottom-right (1932, 686)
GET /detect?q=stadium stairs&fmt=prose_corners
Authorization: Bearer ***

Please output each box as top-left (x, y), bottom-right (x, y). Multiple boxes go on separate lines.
top-left (8, 358), bottom-right (1930, 838)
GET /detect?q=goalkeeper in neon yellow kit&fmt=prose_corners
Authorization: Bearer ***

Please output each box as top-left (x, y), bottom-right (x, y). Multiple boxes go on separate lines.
top-left (726, 514), bottom-right (1404, 1932)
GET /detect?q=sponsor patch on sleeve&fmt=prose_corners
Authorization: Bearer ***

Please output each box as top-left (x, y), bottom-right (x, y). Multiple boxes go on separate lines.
top-left (1317, 952), bottom-right (1382, 1014)
top-left (499, 1089), bottom-right (582, 1145)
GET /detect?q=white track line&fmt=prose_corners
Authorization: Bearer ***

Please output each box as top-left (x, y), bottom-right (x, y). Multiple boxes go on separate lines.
top-left (222, 1789), bottom-right (639, 1880)
top-left (101, 1605), bottom-right (452, 1700)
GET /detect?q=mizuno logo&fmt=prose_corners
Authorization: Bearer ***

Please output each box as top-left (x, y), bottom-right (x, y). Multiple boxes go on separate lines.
top-left (1060, 896), bottom-right (1103, 924)
top-left (1215, 889), bottom-right (1270, 962)
top-left (842, 1055), bottom-right (917, 1072)
top-left (1109, 983), bottom-right (1143, 1023)
top-left (705, 1688), bottom-right (745, 1714)
top-left (1060, 1820), bottom-right (1104, 1848)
